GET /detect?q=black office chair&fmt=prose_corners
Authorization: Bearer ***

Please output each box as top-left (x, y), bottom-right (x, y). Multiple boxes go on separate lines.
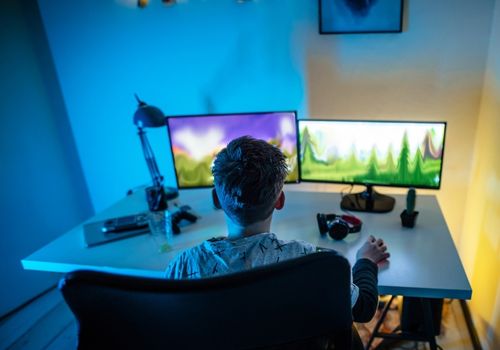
top-left (59, 251), bottom-right (361, 349)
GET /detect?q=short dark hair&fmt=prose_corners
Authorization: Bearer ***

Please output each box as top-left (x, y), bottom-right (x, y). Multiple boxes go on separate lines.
top-left (212, 136), bottom-right (289, 226)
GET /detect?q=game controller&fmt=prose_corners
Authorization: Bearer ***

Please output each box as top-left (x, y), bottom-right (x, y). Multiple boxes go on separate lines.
top-left (171, 205), bottom-right (198, 234)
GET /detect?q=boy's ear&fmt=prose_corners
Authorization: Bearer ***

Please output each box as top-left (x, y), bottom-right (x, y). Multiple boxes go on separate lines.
top-left (212, 188), bottom-right (222, 209)
top-left (274, 191), bottom-right (285, 210)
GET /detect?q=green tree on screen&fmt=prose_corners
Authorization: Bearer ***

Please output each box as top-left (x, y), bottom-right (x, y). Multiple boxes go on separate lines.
top-left (347, 144), bottom-right (359, 169)
top-left (397, 131), bottom-right (411, 183)
top-left (413, 146), bottom-right (424, 183)
top-left (385, 144), bottom-right (396, 174)
top-left (301, 127), bottom-right (317, 166)
top-left (366, 146), bottom-right (379, 180)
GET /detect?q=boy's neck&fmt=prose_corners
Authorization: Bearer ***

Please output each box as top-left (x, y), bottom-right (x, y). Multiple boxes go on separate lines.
top-left (226, 217), bottom-right (272, 240)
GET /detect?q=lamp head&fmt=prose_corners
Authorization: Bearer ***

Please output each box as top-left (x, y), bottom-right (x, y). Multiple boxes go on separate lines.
top-left (133, 94), bottom-right (165, 128)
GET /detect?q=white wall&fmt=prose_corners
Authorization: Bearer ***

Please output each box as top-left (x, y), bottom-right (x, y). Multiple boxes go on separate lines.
top-left (305, 0), bottom-right (495, 244)
top-left (0, 0), bottom-right (93, 316)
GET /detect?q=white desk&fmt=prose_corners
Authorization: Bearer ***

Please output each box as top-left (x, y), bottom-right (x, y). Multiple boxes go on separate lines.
top-left (22, 186), bottom-right (471, 300)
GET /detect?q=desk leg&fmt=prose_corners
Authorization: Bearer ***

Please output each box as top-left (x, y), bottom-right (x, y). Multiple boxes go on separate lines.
top-left (421, 298), bottom-right (438, 350)
top-left (366, 296), bottom-right (440, 350)
top-left (459, 299), bottom-right (482, 350)
top-left (365, 295), bottom-right (396, 350)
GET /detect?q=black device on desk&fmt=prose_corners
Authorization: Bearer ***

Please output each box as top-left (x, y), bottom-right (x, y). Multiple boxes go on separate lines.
top-left (83, 206), bottom-right (199, 247)
top-left (83, 213), bottom-right (150, 248)
top-left (171, 205), bottom-right (198, 234)
top-left (316, 213), bottom-right (362, 240)
top-left (101, 213), bottom-right (149, 233)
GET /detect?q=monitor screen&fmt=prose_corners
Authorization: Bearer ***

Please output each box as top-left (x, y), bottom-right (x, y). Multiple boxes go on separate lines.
top-left (298, 120), bottom-right (446, 189)
top-left (167, 111), bottom-right (299, 188)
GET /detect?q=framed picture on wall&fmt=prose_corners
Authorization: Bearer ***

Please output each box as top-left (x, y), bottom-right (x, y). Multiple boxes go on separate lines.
top-left (319, 0), bottom-right (404, 34)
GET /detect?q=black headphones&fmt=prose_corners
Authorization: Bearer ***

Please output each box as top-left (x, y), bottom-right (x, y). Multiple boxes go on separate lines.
top-left (316, 213), bottom-right (362, 240)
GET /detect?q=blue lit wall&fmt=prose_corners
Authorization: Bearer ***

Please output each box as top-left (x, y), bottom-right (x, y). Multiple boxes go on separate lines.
top-left (0, 1), bottom-right (93, 316)
top-left (36, 0), bottom-right (494, 248)
top-left (37, 0), bottom-right (311, 212)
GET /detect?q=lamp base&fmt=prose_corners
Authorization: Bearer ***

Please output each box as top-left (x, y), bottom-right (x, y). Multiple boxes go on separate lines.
top-left (146, 186), bottom-right (176, 211)
top-left (163, 186), bottom-right (179, 200)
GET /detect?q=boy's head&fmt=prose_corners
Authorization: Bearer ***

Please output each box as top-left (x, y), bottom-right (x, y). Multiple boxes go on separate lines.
top-left (212, 136), bottom-right (289, 226)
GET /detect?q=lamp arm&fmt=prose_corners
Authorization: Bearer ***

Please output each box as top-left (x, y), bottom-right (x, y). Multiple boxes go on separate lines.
top-left (138, 128), bottom-right (163, 188)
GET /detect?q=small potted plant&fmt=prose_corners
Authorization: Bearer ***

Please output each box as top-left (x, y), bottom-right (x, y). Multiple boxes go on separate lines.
top-left (401, 188), bottom-right (419, 228)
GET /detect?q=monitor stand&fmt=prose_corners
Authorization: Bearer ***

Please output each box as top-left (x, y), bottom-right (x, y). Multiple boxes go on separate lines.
top-left (340, 185), bottom-right (395, 213)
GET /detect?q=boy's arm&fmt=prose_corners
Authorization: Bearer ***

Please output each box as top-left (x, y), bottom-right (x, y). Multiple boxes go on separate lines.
top-left (351, 235), bottom-right (389, 322)
top-left (351, 258), bottom-right (379, 322)
top-left (164, 255), bottom-right (184, 279)
top-left (315, 246), bottom-right (363, 309)
top-left (165, 250), bottom-right (192, 279)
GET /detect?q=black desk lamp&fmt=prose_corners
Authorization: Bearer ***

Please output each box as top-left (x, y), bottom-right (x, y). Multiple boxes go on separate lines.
top-left (133, 94), bottom-right (178, 211)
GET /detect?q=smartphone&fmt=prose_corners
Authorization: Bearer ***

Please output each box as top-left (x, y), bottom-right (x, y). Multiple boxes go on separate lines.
top-left (101, 213), bottom-right (148, 233)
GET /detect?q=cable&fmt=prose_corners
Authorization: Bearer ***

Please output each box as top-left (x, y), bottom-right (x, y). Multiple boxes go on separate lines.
top-left (340, 184), bottom-right (356, 215)
top-left (340, 184), bottom-right (353, 200)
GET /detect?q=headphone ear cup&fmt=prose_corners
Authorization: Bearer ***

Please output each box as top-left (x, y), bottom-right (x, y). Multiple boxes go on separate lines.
top-left (325, 214), bottom-right (337, 221)
top-left (212, 188), bottom-right (222, 209)
top-left (316, 213), bottom-right (328, 235)
top-left (328, 221), bottom-right (349, 240)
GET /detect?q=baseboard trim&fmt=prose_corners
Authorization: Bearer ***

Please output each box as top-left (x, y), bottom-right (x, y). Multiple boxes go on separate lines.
top-left (0, 284), bottom-right (57, 322)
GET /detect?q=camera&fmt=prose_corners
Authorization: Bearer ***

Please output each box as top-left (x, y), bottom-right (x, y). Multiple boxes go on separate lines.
top-left (316, 213), bottom-right (362, 240)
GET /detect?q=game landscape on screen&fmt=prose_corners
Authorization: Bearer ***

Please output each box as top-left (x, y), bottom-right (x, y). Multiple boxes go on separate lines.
top-left (299, 121), bottom-right (445, 188)
top-left (168, 113), bottom-right (298, 188)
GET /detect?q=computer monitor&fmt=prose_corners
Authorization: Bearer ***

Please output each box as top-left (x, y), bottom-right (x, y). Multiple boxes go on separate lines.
top-left (298, 119), bottom-right (447, 212)
top-left (167, 111), bottom-right (299, 188)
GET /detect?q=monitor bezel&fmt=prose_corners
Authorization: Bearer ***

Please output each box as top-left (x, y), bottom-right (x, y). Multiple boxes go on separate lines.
top-left (297, 119), bottom-right (447, 190)
top-left (166, 111), bottom-right (301, 190)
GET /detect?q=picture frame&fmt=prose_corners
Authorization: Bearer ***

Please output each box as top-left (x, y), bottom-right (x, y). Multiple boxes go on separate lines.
top-left (319, 0), bottom-right (404, 34)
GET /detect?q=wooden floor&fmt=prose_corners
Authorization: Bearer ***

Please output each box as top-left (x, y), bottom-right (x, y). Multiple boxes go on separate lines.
top-left (0, 287), bottom-right (75, 350)
top-left (0, 290), bottom-right (474, 350)
top-left (358, 296), bottom-right (475, 349)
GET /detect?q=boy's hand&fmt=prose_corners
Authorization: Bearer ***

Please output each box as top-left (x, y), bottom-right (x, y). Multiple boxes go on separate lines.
top-left (356, 235), bottom-right (390, 264)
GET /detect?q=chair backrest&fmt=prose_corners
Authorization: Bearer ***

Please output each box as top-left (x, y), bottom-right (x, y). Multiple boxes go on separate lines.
top-left (60, 251), bottom-right (353, 349)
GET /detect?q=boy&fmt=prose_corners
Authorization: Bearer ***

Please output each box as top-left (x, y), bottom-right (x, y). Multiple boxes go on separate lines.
top-left (166, 136), bottom-right (389, 323)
